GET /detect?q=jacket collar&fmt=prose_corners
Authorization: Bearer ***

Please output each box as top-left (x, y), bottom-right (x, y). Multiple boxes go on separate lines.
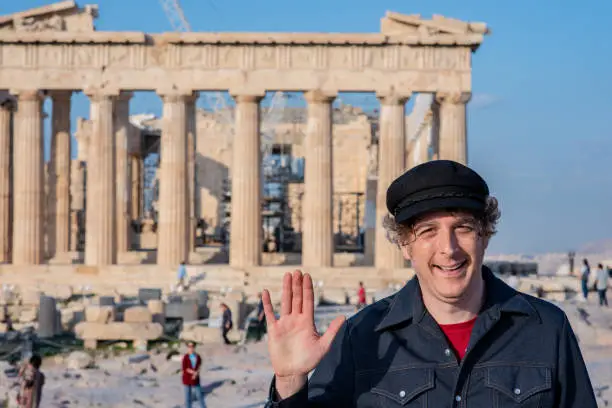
top-left (375, 265), bottom-right (538, 332)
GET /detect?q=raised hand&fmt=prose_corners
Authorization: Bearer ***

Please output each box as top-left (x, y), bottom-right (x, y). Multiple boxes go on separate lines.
top-left (262, 270), bottom-right (345, 398)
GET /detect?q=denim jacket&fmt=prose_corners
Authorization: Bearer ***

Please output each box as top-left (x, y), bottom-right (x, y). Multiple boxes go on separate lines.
top-left (268, 267), bottom-right (597, 407)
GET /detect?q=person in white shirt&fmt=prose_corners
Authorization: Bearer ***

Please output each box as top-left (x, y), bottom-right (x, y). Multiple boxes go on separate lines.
top-left (595, 263), bottom-right (609, 306)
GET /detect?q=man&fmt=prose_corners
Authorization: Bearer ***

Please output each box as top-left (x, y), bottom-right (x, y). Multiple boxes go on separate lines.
top-left (177, 261), bottom-right (188, 291)
top-left (220, 303), bottom-right (233, 345)
top-left (181, 342), bottom-right (206, 408)
top-left (261, 160), bottom-right (596, 407)
top-left (356, 281), bottom-right (367, 310)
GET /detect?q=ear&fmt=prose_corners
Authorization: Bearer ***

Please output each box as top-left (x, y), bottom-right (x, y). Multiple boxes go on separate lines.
top-left (400, 242), bottom-right (412, 261)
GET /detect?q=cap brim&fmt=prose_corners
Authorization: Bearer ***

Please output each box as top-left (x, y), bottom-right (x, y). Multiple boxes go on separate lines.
top-left (394, 196), bottom-right (486, 225)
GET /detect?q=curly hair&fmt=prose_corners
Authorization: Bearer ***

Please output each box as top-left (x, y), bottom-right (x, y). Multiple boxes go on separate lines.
top-left (382, 196), bottom-right (501, 246)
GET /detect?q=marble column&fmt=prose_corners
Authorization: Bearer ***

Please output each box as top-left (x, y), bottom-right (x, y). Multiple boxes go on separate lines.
top-left (48, 91), bottom-right (72, 257)
top-left (375, 92), bottom-right (410, 270)
top-left (130, 155), bottom-right (142, 221)
top-left (157, 92), bottom-right (191, 266)
top-left (302, 90), bottom-right (335, 267)
top-left (0, 101), bottom-right (13, 263)
top-left (186, 94), bottom-right (197, 253)
top-left (418, 116), bottom-right (431, 164)
top-left (435, 92), bottom-right (471, 164)
top-left (114, 92), bottom-right (132, 256)
top-left (229, 93), bottom-right (263, 268)
top-left (85, 91), bottom-right (117, 265)
top-left (11, 90), bottom-right (44, 265)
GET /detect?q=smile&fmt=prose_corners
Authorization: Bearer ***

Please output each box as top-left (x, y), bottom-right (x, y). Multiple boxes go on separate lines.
top-left (434, 260), bottom-right (467, 272)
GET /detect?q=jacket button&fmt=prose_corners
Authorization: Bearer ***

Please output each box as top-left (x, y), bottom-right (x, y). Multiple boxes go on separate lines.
top-left (455, 395), bottom-right (462, 402)
top-left (444, 348), bottom-right (452, 357)
top-left (399, 390), bottom-right (406, 398)
top-left (514, 388), bottom-right (521, 395)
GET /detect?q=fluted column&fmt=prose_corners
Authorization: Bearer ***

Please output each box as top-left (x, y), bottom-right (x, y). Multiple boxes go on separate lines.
top-left (0, 101), bottom-right (13, 262)
top-left (375, 92), bottom-right (410, 270)
top-left (302, 90), bottom-right (335, 267)
top-left (48, 91), bottom-right (72, 258)
top-left (157, 92), bottom-right (191, 266)
top-left (435, 92), bottom-right (471, 165)
top-left (130, 155), bottom-right (142, 220)
top-left (186, 94), bottom-right (197, 253)
top-left (11, 90), bottom-right (44, 265)
top-left (114, 92), bottom-right (132, 256)
top-left (85, 91), bottom-right (117, 265)
top-left (229, 93), bottom-right (263, 268)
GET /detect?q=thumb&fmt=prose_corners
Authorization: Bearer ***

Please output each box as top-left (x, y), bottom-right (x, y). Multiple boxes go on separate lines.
top-left (319, 315), bottom-right (346, 352)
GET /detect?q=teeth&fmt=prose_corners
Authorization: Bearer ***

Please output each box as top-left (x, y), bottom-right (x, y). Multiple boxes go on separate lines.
top-left (437, 262), bottom-right (464, 271)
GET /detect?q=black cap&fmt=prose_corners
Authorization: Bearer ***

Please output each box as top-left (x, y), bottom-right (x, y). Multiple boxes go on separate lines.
top-left (386, 160), bottom-right (489, 224)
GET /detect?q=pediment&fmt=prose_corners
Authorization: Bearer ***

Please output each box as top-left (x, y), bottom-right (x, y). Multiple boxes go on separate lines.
top-left (0, 1), bottom-right (98, 32)
top-left (381, 11), bottom-right (489, 37)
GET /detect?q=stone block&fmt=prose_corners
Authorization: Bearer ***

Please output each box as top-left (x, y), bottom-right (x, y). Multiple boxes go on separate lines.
top-left (39, 285), bottom-right (73, 302)
top-left (38, 296), bottom-right (58, 338)
top-left (85, 305), bottom-right (115, 323)
top-left (74, 322), bottom-right (163, 342)
top-left (19, 307), bottom-right (37, 323)
top-left (94, 296), bottom-right (116, 306)
top-left (179, 325), bottom-right (221, 344)
top-left (20, 290), bottom-right (42, 306)
top-left (123, 306), bottom-right (152, 323)
top-left (147, 300), bottom-right (165, 325)
top-left (138, 288), bottom-right (162, 304)
top-left (166, 300), bottom-right (198, 322)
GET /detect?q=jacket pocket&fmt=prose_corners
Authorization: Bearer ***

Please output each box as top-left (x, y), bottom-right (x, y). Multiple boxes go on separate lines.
top-left (365, 367), bottom-right (435, 407)
top-left (485, 365), bottom-right (552, 406)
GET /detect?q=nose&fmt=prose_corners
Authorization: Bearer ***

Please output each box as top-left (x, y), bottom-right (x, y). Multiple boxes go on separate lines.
top-left (436, 226), bottom-right (460, 257)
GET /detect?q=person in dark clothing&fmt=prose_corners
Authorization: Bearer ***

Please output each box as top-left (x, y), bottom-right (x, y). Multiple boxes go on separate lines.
top-left (261, 160), bottom-right (597, 407)
top-left (220, 303), bottom-right (233, 345)
top-left (256, 292), bottom-right (267, 340)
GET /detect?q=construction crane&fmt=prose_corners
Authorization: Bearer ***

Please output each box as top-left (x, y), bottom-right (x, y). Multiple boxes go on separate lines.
top-left (158, 0), bottom-right (191, 32)
top-left (157, 0), bottom-right (287, 152)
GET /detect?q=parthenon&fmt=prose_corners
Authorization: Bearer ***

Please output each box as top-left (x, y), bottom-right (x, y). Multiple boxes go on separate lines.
top-left (0, 1), bottom-right (488, 286)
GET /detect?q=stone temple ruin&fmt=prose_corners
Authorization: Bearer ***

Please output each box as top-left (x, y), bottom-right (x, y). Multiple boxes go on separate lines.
top-left (0, 2), bottom-right (557, 351)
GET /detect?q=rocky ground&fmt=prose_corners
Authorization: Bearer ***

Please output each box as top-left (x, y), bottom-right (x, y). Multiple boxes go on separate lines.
top-left (1, 298), bottom-right (611, 408)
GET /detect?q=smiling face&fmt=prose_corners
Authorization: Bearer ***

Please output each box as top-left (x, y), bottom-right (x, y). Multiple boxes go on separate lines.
top-left (401, 210), bottom-right (489, 307)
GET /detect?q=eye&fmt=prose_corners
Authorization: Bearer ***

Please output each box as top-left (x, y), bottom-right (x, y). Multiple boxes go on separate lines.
top-left (416, 227), bottom-right (435, 237)
top-left (456, 224), bottom-right (476, 233)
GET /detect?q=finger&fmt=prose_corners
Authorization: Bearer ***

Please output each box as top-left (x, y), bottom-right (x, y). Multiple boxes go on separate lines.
top-left (291, 270), bottom-right (303, 315)
top-left (302, 273), bottom-right (315, 320)
top-left (262, 289), bottom-right (277, 330)
top-left (281, 272), bottom-right (293, 316)
top-left (320, 315), bottom-right (346, 352)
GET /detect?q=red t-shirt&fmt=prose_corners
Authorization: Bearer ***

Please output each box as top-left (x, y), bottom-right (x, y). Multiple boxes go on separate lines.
top-left (358, 287), bottom-right (366, 304)
top-left (439, 317), bottom-right (477, 360)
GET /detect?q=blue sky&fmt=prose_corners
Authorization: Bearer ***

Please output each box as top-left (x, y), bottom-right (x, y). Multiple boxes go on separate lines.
top-left (3, 0), bottom-right (612, 255)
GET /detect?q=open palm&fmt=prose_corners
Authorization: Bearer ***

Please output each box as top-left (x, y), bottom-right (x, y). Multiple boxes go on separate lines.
top-left (263, 270), bottom-right (345, 379)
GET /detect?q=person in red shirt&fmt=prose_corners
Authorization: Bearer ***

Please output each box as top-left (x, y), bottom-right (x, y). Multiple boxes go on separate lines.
top-left (181, 342), bottom-right (206, 408)
top-left (356, 282), bottom-right (366, 310)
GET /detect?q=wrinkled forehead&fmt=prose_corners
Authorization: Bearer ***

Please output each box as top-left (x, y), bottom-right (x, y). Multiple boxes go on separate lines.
top-left (410, 209), bottom-right (479, 227)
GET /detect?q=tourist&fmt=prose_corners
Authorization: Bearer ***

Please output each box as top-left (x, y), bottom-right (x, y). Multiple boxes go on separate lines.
top-left (580, 258), bottom-right (591, 301)
top-left (177, 261), bottom-right (188, 291)
top-left (595, 263), bottom-right (609, 307)
top-left (356, 281), bottom-right (366, 309)
top-left (256, 292), bottom-right (267, 341)
top-left (506, 269), bottom-right (520, 290)
top-left (17, 354), bottom-right (45, 408)
top-left (261, 160), bottom-right (596, 407)
top-left (181, 341), bottom-right (206, 408)
top-left (220, 303), bottom-right (233, 345)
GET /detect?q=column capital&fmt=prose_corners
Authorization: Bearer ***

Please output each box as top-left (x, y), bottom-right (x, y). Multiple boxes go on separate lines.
top-left (10, 89), bottom-right (44, 102)
top-left (435, 91), bottom-right (472, 105)
top-left (85, 88), bottom-right (120, 102)
top-left (304, 90), bottom-right (336, 104)
top-left (158, 90), bottom-right (197, 103)
top-left (116, 91), bottom-right (134, 102)
top-left (376, 90), bottom-right (411, 106)
top-left (48, 90), bottom-right (72, 102)
top-left (230, 92), bottom-right (265, 104)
